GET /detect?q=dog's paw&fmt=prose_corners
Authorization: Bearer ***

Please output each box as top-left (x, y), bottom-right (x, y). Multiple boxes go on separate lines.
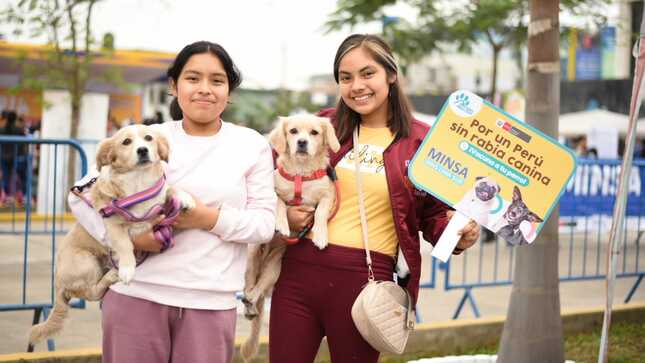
top-left (275, 220), bottom-right (291, 237)
top-left (104, 269), bottom-right (120, 284)
top-left (118, 266), bottom-right (136, 285)
top-left (312, 234), bottom-right (328, 250)
top-left (311, 224), bottom-right (328, 249)
top-left (175, 190), bottom-right (196, 210)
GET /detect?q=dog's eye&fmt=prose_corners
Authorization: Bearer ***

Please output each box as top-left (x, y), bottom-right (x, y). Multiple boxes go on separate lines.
top-left (310, 130), bottom-right (319, 136)
top-left (144, 135), bottom-right (153, 141)
top-left (122, 138), bottom-right (132, 146)
top-left (289, 128), bottom-right (298, 135)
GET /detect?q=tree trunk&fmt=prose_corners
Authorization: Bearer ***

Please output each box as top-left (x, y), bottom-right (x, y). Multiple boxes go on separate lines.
top-left (514, 45), bottom-right (524, 89)
top-left (66, 93), bottom-right (81, 199)
top-left (490, 45), bottom-right (499, 104)
top-left (497, 1), bottom-right (564, 362)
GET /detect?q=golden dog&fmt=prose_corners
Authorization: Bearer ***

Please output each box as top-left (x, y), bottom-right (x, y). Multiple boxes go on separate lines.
top-left (29, 125), bottom-right (194, 345)
top-left (241, 115), bottom-right (340, 362)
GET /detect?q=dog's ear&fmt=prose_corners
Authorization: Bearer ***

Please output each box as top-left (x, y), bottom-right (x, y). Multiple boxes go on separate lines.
top-left (96, 138), bottom-right (114, 171)
top-left (526, 212), bottom-right (543, 223)
top-left (321, 117), bottom-right (340, 153)
top-left (512, 186), bottom-right (521, 202)
top-left (156, 133), bottom-right (170, 162)
top-left (496, 184), bottom-right (501, 193)
top-left (269, 117), bottom-right (287, 154)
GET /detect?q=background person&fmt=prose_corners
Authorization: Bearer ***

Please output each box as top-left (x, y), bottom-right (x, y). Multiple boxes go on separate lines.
top-left (0, 110), bottom-right (28, 204)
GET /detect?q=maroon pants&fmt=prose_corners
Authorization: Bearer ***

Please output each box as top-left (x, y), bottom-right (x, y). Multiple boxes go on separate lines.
top-left (101, 290), bottom-right (236, 363)
top-left (269, 241), bottom-right (395, 363)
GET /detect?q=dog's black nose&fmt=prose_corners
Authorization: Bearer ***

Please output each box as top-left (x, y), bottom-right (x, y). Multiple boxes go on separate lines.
top-left (297, 139), bottom-right (307, 148)
top-left (137, 147), bottom-right (149, 156)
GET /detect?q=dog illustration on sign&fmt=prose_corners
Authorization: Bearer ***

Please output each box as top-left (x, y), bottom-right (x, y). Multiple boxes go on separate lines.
top-left (454, 176), bottom-right (502, 227)
top-left (493, 186), bottom-right (543, 246)
top-left (456, 177), bottom-right (542, 246)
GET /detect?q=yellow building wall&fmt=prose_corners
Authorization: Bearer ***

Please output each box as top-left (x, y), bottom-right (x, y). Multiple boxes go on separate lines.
top-left (0, 88), bottom-right (142, 127)
top-left (108, 93), bottom-right (142, 124)
top-left (0, 88), bottom-right (42, 121)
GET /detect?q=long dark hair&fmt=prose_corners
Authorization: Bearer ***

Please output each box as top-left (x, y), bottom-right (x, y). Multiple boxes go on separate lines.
top-left (333, 34), bottom-right (413, 144)
top-left (167, 41), bottom-right (242, 120)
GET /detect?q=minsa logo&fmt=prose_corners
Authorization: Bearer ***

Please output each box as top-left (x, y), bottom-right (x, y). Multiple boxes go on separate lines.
top-left (455, 93), bottom-right (473, 114)
top-left (449, 90), bottom-right (482, 117)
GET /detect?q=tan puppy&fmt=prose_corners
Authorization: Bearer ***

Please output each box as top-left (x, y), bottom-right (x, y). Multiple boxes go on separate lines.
top-left (29, 125), bottom-right (195, 345)
top-left (241, 115), bottom-right (340, 362)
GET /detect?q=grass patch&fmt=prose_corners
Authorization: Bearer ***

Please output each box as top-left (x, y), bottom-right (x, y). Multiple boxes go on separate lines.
top-left (327, 322), bottom-right (645, 363)
top-left (564, 322), bottom-right (645, 363)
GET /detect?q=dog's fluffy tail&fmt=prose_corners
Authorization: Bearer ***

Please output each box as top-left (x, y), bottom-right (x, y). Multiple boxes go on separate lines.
top-left (240, 296), bottom-right (265, 363)
top-left (29, 290), bottom-right (70, 345)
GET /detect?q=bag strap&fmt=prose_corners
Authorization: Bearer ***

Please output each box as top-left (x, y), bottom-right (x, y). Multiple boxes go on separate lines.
top-left (353, 127), bottom-right (416, 329)
top-left (353, 128), bottom-right (375, 281)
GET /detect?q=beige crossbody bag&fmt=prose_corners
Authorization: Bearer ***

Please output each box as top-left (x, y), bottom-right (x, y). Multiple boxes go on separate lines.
top-left (350, 128), bottom-right (415, 355)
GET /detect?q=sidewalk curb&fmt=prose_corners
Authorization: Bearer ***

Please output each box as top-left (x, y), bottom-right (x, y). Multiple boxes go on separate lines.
top-left (0, 213), bottom-right (75, 223)
top-left (1, 303), bottom-right (643, 363)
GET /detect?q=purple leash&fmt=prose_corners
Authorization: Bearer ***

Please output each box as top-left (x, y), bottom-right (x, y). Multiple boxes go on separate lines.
top-left (152, 197), bottom-right (182, 252)
top-left (98, 175), bottom-right (182, 251)
top-left (72, 174), bottom-right (182, 266)
top-left (99, 175), bottom-right (167, 220)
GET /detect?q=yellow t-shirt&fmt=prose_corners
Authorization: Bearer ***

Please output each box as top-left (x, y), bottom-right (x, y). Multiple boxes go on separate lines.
top-left (327, 125), bottom-right (398, 256)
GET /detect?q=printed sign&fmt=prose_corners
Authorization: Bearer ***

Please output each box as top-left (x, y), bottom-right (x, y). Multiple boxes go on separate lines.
top-left (408, 90), bottom-right (577, 248)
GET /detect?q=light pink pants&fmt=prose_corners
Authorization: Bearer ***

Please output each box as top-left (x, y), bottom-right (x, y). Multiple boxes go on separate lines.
top-left (101, 289), bottom-right (236, 363)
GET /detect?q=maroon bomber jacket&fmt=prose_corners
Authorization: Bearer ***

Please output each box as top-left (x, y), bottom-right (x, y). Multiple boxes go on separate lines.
top-left (317, 108), bottom-right (451, 307)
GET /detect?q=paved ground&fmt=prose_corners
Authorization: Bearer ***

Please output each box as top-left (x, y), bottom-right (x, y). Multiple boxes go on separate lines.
top-left (0, 226), bottom-right (643, 354)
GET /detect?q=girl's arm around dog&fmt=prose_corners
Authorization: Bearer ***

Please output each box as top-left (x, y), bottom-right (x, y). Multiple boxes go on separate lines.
top-left (68, 170), bottom-right (111, 246)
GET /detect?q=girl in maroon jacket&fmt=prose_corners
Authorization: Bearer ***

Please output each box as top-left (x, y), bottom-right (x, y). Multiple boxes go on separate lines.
top-left (269, 34), bottom-right (480, 363)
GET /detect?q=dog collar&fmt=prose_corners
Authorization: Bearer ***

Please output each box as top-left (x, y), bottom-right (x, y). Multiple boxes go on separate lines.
top-left (278, 167), bottom-right (327, 182)
top-left (278, 167), bottom-right (328, 206)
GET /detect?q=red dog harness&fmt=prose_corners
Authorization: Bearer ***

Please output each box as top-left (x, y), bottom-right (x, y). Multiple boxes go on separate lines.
top-left (277, 166), bottom-right (340, 244)
top-left (278, 167), bottom-right (328, 206)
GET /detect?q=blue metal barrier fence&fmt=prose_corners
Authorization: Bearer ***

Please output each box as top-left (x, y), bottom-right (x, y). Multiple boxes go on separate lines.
top-left (0, 136), bottom-right (88, 351)
top-left (427, 158), bottom-right (645, 320)
top-left (3, 138), bottom-right (644, 342)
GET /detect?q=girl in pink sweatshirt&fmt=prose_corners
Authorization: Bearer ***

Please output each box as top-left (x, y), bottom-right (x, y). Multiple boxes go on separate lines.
top-left (69, 41), bottom-right (276, 363)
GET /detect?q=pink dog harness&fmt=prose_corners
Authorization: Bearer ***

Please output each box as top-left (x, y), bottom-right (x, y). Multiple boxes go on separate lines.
top-left (71, 174), bottom-right (181, 253)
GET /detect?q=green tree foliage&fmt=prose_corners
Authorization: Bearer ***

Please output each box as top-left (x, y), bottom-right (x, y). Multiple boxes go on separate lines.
top-left (101, 32), bottom-right (114, 51)
top-left (223, 90), bottom-right (320, 134)
top-left (325, 0), bottom-right (607, 100)
top-left (1, 0), bottom-right (113, 136)
top-left (2, 0), bottom-right (105, 186)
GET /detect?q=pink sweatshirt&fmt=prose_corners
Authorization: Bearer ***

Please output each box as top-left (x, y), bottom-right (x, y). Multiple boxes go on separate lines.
top-left (68, 120), bottom-right (276, 310)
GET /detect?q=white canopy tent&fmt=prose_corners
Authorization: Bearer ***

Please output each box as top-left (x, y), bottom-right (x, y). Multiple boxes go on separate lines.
top-left (558, 109), bottom-right (645, 137)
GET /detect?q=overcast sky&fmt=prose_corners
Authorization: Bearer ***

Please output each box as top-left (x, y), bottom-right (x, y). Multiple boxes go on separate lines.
top-left (1, 0), bottom-right (617, 90)
top-left (1, 0), bottom-right (387, 90)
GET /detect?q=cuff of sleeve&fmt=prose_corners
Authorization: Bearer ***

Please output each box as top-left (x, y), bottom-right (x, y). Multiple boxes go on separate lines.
top-left (210, 203), bottom-right (236, 237)
top-left (67, 192), bottom-right (111, 247)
